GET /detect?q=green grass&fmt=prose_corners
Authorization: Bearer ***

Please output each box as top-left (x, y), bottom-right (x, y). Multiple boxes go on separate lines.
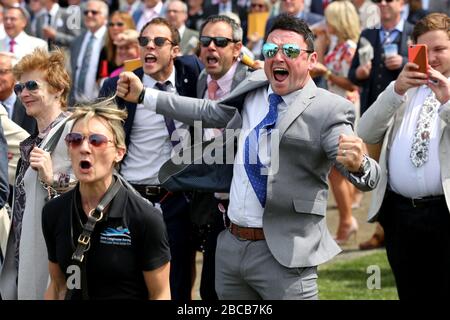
top-left (318, 251), bottom-right (399, 300)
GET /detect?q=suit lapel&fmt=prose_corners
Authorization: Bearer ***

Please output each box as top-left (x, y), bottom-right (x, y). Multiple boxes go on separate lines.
top-left (197, 71), bottom-right (207, 98)
top-left (277, 79), bottom-right (316, 141)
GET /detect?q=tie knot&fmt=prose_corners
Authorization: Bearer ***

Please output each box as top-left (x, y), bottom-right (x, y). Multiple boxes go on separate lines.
top-left (154, 81), bottom-right (170, 91)
top-left (268, 93), bottom-right (282, 110)
top-left (9, 39), bottom-right (16, 45)
top-left (207, 80), bottom-right (219, 100)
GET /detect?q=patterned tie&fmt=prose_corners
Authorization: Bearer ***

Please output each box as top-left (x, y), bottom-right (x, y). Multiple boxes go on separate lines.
top-left (244, 93), bottom-right (282, 207)
top-left (9, 39), bottom-right (16, 53)
top-left (77, 34), bottom-right (95, 97)
top-left (410, 90), bottom-right (440, 167)
top-left (207, 80), bottom-right (219, 100)
top-left (154, 82), bottom-right (180, 147)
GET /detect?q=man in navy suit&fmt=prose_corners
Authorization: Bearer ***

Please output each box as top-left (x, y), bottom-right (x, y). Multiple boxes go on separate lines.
top-left (99, 17), bottom-right (203, 300)
top-left (348, 0), bottom-right (413, 115)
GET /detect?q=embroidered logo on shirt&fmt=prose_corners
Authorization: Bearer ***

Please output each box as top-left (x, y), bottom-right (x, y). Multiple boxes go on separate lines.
top-left (100, 226), bottom-right (131, 246)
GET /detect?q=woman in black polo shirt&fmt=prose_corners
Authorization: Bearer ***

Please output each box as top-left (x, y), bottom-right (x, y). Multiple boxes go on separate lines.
top-left (42, 99), bottom-right (171, 300)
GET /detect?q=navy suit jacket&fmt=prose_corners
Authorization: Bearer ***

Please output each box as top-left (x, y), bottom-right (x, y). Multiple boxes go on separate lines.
top-left (348, 21), bottom-right (414, 114)
top-left (99, 55), bottom-right (203, 148)
top-left (12, 99), bottom-right (37, 135)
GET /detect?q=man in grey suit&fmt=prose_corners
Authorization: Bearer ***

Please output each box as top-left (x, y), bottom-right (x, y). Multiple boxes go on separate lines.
top-left (357, 13), bottom-right (450, 299)
top-left (117, 14), bottom-right (380, 299)
top-left (166, 0), bottom-right (199, 56)
top-left (34, 0), bottom-right (82, 50)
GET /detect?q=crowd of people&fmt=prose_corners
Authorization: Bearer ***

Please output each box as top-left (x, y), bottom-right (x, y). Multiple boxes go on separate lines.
top-left (0, 0), bottom-right (449, 300)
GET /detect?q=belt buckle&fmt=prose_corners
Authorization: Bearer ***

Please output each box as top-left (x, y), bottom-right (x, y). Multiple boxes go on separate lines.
top-left (145, 186), bottom-right (159, 196)
top-left (411, 198), bottom-right (422, 208)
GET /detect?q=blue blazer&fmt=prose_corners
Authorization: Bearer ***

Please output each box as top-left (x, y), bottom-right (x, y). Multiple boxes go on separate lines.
top-left (348, 21), bottom-right (414, 114)
top-left (99, 55), bottom-right (204, 148)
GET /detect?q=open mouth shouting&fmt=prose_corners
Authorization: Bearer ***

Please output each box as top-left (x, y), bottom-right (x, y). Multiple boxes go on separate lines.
top-left (205, 55), bottom-right (220, 68)
top-left (273, 67), bottom-right (289, 82)
top-left (79, 159), bottom-right (93, 173)
top-left (144, 54), bottom-right (157, 66)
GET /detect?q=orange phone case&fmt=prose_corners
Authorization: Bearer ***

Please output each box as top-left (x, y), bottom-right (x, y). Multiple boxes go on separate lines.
top-left (408, 44), bottom-right (428, 74)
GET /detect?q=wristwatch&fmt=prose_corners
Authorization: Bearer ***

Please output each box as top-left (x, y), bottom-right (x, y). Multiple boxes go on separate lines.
top-left (137, 86), bottom-right (146, 104)
top-left (354, 155), bottom-right (370, 177)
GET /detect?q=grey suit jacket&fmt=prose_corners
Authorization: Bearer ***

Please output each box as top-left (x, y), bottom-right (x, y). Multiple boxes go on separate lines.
top-left (358, 82), bottom-right (450, 222)
top-left (180, 27), bottom-right (199, 56)
top-left (34, 6), bottom-right (81, 48)
top-left (152, 69), bottom-right (380, 268)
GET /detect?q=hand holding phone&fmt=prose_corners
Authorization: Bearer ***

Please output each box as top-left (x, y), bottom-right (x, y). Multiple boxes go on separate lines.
top-left (408, 44), bottom-right (428, 74)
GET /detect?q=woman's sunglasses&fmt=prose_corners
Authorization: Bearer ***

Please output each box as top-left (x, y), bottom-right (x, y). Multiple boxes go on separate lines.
top-left (108, 22), bottom-right (125, 27)
top-left (138, 36), bottom-right (173, 47)
top-left (262, 43), bottom-right (313, 59)
top-left (65, 132), bottom-right (114, 148)
top-left (14, 80), bottom-right (39, 95)
top-left (199, 36), bottom-right (237, 48)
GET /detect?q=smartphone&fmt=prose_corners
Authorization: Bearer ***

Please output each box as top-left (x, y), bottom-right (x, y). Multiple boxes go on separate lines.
top-left (408, 44), bottom-right (428, 74)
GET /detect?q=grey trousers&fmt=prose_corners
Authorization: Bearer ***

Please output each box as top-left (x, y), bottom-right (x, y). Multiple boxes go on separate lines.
top-left (215, 229), bottom-right (318, 300)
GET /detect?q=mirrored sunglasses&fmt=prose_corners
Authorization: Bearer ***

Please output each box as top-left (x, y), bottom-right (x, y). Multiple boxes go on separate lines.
top-left (65, 132), bottom-right (114, 148)
top-left (262, 43), bottom-right (313, 59)
top-left (138, 36), bottom-right (173, 47)
top-left (199, 36), bottom-right (237, 48)
top-left (14, 80), bottom-right (39, 95)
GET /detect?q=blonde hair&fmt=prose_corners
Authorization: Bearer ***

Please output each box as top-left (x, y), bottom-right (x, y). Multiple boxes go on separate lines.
top-left (12, 48), bottom-right (71, 110)
top-left (325, 0), bottom-right (361, 43)
top-left (70, 98), bottom-right (128, 152)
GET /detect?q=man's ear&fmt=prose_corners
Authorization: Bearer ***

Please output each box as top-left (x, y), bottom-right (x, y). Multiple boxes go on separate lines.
top-left (233, 42), bottom-right (243, 60)
top-left (307, 51), bottom-right (318, 71)
top-left (172, 45), bottom-right (181, 57)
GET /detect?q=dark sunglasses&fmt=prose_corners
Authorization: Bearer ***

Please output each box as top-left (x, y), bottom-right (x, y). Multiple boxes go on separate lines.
top-left (14, 80), bottom-right (39, 95)
top-left (199, 36), bottom-right (237, 48)
top-left (251, 3), bottom-right (266, 9)
top-left (372, 0), bottom-right (395, 3)
top-left (84, 10), bottom-right (100, 16)
top-left (138, 36), bottom-right (173, 47)
top-left (262, 43), bottom-right (312, 59)
top-left (65, 132), bottom-right (114, 148)
top-left (108, 22), bottom-right (125, 27)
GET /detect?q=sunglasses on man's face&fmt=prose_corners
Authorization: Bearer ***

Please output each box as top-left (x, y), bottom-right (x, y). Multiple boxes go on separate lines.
top-left (199, 36), bottom-right (237, 48)
top-left (138, 36), bottom-right (173, 47)
top-left (14, 80), bottom-right (39, 95)
top-left (262, 43), bottom-right (312, 59)
top-left (65, 132), bottom-right (114, 148)
top-left (84, 10), bottom-right (100, 16)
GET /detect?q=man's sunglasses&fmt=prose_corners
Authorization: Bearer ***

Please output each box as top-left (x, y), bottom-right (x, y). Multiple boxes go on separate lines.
top-left (371, 0), bottom-right (395, 3)
top-left (65, 132), bottom-right (114, 148)
top-left (84, 10), bottom-right (100, 16)
top-left (138, 36), bottom-right (173, 47)
top-left (14, 80), bottom-right (39, 95)
top-left (262, 43), bottom-right (313, 59)
top-left (108, 22), bottom-right (125, 27)
top-left (199, 36), bottom-right (237, 48)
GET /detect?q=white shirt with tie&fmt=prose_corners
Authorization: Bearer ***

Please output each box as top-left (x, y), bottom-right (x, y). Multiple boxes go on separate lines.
top-left (1, 32), bottom-right (47, 61)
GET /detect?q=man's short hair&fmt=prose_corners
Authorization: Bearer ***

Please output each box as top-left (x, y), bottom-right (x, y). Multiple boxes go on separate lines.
top-left (140, 17), bottom-right (181, 45)
top-left (412, 13), bottom-right (450, 43)
top-left (199, 15), bottom-right (243, 42)
top-left (265, 14), bottom-right (315, 52)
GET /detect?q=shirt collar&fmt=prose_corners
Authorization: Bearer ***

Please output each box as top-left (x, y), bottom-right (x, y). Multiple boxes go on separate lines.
top-left (2, 92), bottom-right (16, 110)
top-left (206, 61), bottom-right (239, 97)
top-left (89, 24), bottom-right (107, 39)
top-left (143, 67), bottom-right (177, 91)
top-left (8, 31), bottom-right (26, 43)
top-left (178, 25), bottom-right (186, 39)
top-left (381, 18), bottom-right (405, 34)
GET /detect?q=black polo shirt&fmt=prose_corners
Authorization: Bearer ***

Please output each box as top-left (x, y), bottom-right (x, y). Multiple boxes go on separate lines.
top-left (42, 182), bottom-right (171, 300)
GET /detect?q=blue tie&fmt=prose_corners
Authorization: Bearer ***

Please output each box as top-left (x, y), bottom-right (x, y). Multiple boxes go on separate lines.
top-left (244, 93), bottom-right (282, 207)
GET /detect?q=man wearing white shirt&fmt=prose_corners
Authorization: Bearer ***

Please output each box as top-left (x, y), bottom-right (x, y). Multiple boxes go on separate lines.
top-left (70, 0), bottom-right (108, 103)
top-left (0, 7), bottom-right (47, 61)
top-left (134, 0), bottom-right (164, 32)
top-left (358, 13), bottom-right (450, 299)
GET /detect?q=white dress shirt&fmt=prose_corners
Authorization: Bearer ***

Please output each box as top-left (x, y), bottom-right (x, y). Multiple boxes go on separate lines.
top-left (1, 93), bottom-right (16, 119)
top-left (121, 71), bottom-right (188, 185)
top-left (145, 85), bottom-right (296, 227)
top-left (74, 25), bottom-right (107, 102)
top-left (1, 32), bottom-right (47, 61)
top-left (388, 84), bottom-right (446, 198)
top-left (136, 1), bottom-right (163, 32)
